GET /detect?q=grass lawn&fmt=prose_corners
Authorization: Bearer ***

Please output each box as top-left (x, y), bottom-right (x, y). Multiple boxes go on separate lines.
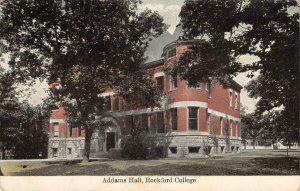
top-left (0, 150), bottom-right (299, 176)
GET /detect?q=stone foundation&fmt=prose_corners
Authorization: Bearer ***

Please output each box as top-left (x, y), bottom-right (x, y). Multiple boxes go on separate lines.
top-left (48, 134), bottom-right (241, 159)
top-left (48, 137), bottom-right (85, 158)
top-left (165, 135), bottom-right (241, 158)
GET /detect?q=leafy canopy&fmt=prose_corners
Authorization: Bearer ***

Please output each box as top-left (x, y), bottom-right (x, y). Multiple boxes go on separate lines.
top-left (174, 0), bottom-right (299, 116)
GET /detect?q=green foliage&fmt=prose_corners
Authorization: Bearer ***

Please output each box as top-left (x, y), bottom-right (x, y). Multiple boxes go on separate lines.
top-left (122, 127), bottom-right (158, 159)
top-left (241, 113), bottom-right (263, 146)
top-left (0, 102), bottom-right (50, 159)
top-left (242, 110), bottom-right (299, 150)
top-left (0, 0), bottom-right (167, 161)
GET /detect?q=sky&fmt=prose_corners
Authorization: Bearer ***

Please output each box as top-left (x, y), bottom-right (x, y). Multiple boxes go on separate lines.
top-left (0, 0), bottom-right (259, 113)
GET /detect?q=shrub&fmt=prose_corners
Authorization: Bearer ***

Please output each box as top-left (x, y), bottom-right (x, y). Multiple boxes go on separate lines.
top-left (122, 128), bottom-right (159, 159)
top-left (203, 145), bottom-right (212, 156)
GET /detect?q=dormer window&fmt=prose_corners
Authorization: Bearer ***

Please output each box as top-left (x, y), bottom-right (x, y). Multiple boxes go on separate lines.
top-left (167, 47), bottom-right (176, 59)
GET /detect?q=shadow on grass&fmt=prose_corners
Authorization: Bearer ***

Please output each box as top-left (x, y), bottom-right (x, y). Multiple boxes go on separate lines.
top-left (10, 156), bottom-right (300, 176)
top-left (250, 157), bottom-right (299, 175)
top-left (13, 162), bottom-right (117, 176)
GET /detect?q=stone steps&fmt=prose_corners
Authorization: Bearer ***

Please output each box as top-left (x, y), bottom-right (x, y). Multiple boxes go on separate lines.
top-left (89, 152), bottom-right (109, 158)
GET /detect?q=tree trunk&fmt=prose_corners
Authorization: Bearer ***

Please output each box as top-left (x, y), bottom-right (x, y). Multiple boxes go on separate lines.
top-left (252, 137), bottom-right (255, 149)
top-left (82, 128), bottom-right (92, 163)
top-left (243, 139), bottom-right (246, 150)
top-left (1, 148), bottom-right (5, 160)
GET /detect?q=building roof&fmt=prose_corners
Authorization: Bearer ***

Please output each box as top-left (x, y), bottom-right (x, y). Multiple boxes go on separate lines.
top-left (163, 39), bottom-right (205, 54)
top-left (141, 58), bottom-right (164, 69)
top-left (142, 39), bottom-right (242, 91)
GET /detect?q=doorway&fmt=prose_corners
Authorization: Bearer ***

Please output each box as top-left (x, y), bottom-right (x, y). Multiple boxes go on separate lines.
top-left (106, 132), bottom-right (116, 152)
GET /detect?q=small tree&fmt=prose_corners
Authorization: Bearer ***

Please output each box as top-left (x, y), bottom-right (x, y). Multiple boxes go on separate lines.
top-left (241, 113), bottom-right (264, 149)
top-left (222, 117), bottom-right (229, 153)
top-left (210, 116), bottom-right (219, 154)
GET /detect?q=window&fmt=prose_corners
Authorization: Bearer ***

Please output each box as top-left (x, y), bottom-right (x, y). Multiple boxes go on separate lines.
top-left (170, 75), bottom-right (177, 90)
top-left (156, 112), bottom-right (165, 133)
top-left (68, 148), bottom-right (72, 155)
top-left (167, 47), bottom-right (176, 58)
top-left (53, 148), bottom-right (58, 157)
top-left (113, 95), bottom-right (119, 111)
top-left (231, 146), bottom-right (235, 152)
top-left (156, 76), bottom-right (164, 94)
top-left (206, 81), bottom-right (211, 97)
top-left (188, 107), bottom-right (198, 130)
top-left (207, 113), bottom-right (211, 133)
top-left (229, 91), bottom-right (233, 107)
top-left (230, 120), bottom-right (233, 136)
top-left (234, 94), bottom-right (238, 109)
top-left (188, 82), bottom-right (201, 89)
top-left (170, 108), bottom-right (177, 130)
top-left (188, 147), bottom-right (200, 153)
top-left (125, 115), bottom-right (133, 134)
top-left (78, 125), bottom-right (81, 137)
top-left (104, 96), bottom-right (111, 111)
top-left (69, 125), bottom-right (72, 137)
top-left (220, 117), bottom-right (223, 136)
top-left (53, 123), bottom-right (59, 137)
top-left (235, 122), bottom-right (238, 137)
top-left (169, 147), bottom-right (177, 154)
top-left (140, 113), bottom-right (148, 131)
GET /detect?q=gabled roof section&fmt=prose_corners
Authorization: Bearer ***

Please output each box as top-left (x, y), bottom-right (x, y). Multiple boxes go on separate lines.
top-left (228, 79), bottom-right (243, 92)
top-left (163, 39), bottom-right (205, 54)
top-left (141, 58), bottom-right (164, 69)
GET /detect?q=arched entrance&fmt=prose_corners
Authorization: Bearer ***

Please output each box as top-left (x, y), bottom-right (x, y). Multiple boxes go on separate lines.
top-left (90, 116), bottom-right (121, 155)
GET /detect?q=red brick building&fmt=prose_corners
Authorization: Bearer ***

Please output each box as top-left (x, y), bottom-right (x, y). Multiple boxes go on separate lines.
top-left (48, 40), bottom-right (242, 158)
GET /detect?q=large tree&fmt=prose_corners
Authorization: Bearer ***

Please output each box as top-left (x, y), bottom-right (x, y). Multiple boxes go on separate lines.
top-left (172, 0), bottom-right (299, 143)
top-left (0, 67), bottom-right (20, 159)
top-left (0, 66), bottom-right (50, 159)
top-left (0, 0), bottom-right (167, 162)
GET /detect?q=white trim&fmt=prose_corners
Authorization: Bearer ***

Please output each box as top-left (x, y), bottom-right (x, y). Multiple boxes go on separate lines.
top-left (169, 75), bottom-right (177, 91)
top-left (50, 119), bottom-right (66, 123)
top-left (154, 72), bottom-right (165, 78)
top-left (167, 131), bottom-right (209, 136)
top-left (99, 92), bottom-right (115, 97)
top-left (114, 108), bottom-right (155, 117)
top-left (186, 107), bottom-right (199, 131)
top-left (154, 72), bottom-right (164, 78)
top-left (234, 93), bottom-right (238, 110)
top-left (110, 101), bottom-right (239, 122)
top-left (207, 108), bottom-right (241, 122)
top-left (167, 101), bottom-right (207, 109)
